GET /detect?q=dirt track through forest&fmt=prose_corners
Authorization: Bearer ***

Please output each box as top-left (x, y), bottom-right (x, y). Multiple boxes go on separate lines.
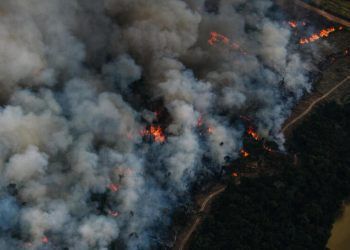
top-left (174, 2), bottom-right (350, 249)
top-left (176, 186), bottom-right (226, 250)
top-left (176, 76), bottom-right (350, 250)
top-left (282, 76), bottom-right (350, 134)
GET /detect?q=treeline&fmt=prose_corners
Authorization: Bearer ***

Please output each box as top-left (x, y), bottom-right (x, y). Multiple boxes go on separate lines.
top-left (190, 102), bottom-right (350, 250)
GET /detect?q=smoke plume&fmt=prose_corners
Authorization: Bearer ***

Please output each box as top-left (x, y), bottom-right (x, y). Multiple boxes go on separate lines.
top-left (0, 0), bottom-right (311, 249)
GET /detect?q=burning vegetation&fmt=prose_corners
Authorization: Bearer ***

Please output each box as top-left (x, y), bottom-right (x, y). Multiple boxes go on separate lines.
top-left (287, 19), bottom-right (345, 45)
top-left (240, 149), bottom-right (250, 158)
top-left (108, 183), bottom-right (119, 192)
top-left (220, 117), bottom-right (282, 181)
top-left (288, 20), bottom-right (307, 28)
top-left (247, 126), bottom-right (260, 141)
top-left (289, 20), bottom-right (298, 28)
top-left (299, 26), bottom-right (343, 44)
top-left (208, 31), bottom-right (248, 54)
top-left (141, 125), bottom-right (166, 143)
top-left (108, 210), bottom-right (120, 217)
top-left (0, 0), bottom-right (333, 249)
top-left (41, 236), bottom-right (49, 244)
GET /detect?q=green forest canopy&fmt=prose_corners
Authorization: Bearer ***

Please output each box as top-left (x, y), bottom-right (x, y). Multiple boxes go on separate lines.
top-left (190, 102), bottom-right (350, 250)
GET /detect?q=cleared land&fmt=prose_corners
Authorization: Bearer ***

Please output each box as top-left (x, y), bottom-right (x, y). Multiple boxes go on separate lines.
top-left (310, 0), bottom-right (350, 20)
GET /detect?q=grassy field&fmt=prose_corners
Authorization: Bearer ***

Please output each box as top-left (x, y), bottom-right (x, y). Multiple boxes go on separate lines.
top-left (311, 0), bottom-right (350, 20)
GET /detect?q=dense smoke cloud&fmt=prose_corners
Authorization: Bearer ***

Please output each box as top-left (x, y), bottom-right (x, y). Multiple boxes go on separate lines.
top-left (0, 0), bottom-right (311, 249)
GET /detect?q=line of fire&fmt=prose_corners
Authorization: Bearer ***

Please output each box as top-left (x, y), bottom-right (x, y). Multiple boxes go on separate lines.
top-left (30, 14), bottom-right (348, 250)
top-left (86, 23), bottom-right (349, 250)
top-left (208, 21), bottom-right (345, 50)
top-left (137, 108), bottom-right (292, 185)
top-left (100, 23), bottom-right (350, 232)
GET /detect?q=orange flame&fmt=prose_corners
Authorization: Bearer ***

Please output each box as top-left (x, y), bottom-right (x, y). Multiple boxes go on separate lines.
top-left (208, 31), bottom-right (226, 45)
top-left (299, 26), bottom-right (342, 45)
top-left (108, 210), bottom-right (119, 217)
top-left (263, 145), bottom-right (273, 153)
top-left (150, 125), bottom-right (166, 143)
top-left (288, 21), bottom-right (297, 28)
top-left (240, 149), bottom-right (249, 158)
top-left (208, 31), bottom-right (248, 54)
top-left (207, 126), bottom-right (214, 134)
top-left (288, 20), bottom-right (307, 28)
top-left (247, 127), bottom-right (260, 141)
top-left (41, 236), bottom-right (49, 244)
top-left (108, 183), bottom-right (119, 192)
top-left (141, 125), bottom-right (166, 143)
top-left (208, 31), bottom-right (231, 46)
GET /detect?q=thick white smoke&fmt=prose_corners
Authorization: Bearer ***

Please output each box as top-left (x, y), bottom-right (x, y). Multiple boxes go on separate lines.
top-left (0, 0), bottom-right (311, 249)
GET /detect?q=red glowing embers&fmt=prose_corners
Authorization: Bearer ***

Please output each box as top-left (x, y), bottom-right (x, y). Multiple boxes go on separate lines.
top-left (288, 21), bottom-right (297, 28)
top-left (240, 149), bottom-right (249, 158)
top-left (108, 183), bottom-right (119, 192)
top-left (108, 210), bottom-right (120, 217)
top-left (299, 26), bottom-right (343, 44)
top-left (41, 236), bottom-right (49, 244)
top-left (208, 31), bottom-right (248, 54)
top-left (141, 125), bottom-right (166, 143)
top-left (247, 126), bottom-right (260, 141)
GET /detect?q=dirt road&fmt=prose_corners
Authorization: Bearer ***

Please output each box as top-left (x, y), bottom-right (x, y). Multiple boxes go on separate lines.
top-left (175, 75), bottom-right (350, 249)
top-left (282, 76), bottom-right (350, 134)
top-left (176, 185), bottom-right (226, 250)
top-left (175, 3), bottom-right (350, 249)
top-left (176, 74), bottom-right (349, 249)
